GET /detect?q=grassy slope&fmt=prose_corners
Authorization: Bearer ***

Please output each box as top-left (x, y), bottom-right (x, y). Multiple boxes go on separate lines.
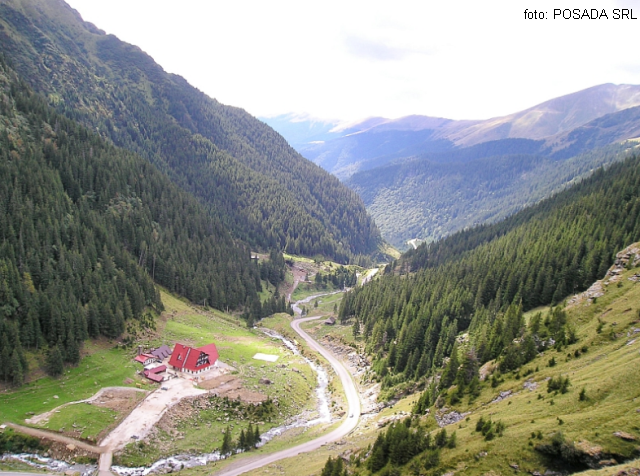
top-left (115, 293), bottom-right (323, 466)
top-left (235, 262), bottom-right (640, 476)
top-left (0, 343), bottom-right (142, 425)
top-left (1, 289), bottom-right (323, 470)
top-left (433, 265), bottom-right (640, 475)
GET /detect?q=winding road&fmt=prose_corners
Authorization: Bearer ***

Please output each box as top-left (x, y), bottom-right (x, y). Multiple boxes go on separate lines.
top-left (213, 315), bottom-right (361, 476)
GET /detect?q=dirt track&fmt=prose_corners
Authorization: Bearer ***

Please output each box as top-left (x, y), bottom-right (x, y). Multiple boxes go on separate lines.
top-left (25, 387), bottom-right (147, 425)
top-left (5, 423), bottom-right (103, 454)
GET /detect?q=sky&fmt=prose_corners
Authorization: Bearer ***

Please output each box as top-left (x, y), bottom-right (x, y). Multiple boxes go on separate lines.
top-left (64, 0), bottom-right (640, 123)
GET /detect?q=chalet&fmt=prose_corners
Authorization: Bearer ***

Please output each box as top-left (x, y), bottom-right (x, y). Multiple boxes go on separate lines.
top-left (134, 353), bottom-right (157, 366)
top-left (324, 316), bottom-right (336, 325)
top-left (151, 345), bottom-right (172, 360)
top-left (168, 343), bottom-right (219, 374)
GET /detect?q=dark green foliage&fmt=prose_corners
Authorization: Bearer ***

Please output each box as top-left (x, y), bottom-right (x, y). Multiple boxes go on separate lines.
top-left (0, 56), bottom-right (266, 383)
top-left (321, 456), bottom-right (346, 476)
top-left (220, 426), bottom-right (232, 457)
top-left (367, 418), bottom-right (435, 472)
top-left (237, 423), bottom-right (260, 450)
top-left (259, 250), bottom-right (287, 288)
top-left (0, 429), bottom-right (44, 453)
top-left (535, 432), bottom-right (592, 471)
top-left (547, 376), bottom-right (571, 394)
top-left (348, 141), bottom-right (631, 247)
top-left (365, 417), bottom-right (460, 474)
top-left (579, 387), bottom-right (587, 401)
top-left (45, 345), bottom-right (64, 377)
top-left (0, 3), bottom-right (382, 263)
top-left (341, 152), bottom-right (640, 386)
top-left (412, 386), bottom-right (433, 415)
top-left (474, 416), bottom-right (505, 440)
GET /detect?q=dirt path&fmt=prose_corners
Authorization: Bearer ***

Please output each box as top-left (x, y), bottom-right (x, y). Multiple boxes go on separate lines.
top-left (5, 423), bottom-right (104, 454)
top-left (25, 387), bottom-right (148, 425)
top-left (100, 378), bottom-right (206, 452)
top-left (361, 267), bottom-right (379, 285)
top-left (284, 265), bottom-right (308, 302)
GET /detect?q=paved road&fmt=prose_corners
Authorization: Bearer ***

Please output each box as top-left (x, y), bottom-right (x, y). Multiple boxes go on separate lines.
top-left (213, 315), bottom-right (361, 476)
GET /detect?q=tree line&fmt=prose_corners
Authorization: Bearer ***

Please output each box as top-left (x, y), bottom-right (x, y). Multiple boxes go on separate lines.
top-left (340, 153), bottom-right (640, 387)
top-left (0, 57), bottom-right (265, 384)
top-left (0, 8), bottom-right (383, 263)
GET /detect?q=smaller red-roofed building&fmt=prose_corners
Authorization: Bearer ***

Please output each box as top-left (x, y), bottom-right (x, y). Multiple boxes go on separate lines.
top-left (134, 353), bottom-right (157, 366)
top-left (143, 365), bottom-right (167, 383)
top-left (168, 343), bottom-right (219, 374)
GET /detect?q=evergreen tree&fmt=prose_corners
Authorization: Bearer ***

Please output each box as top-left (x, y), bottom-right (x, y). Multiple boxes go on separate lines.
top-left (220, 426), bottom-right (232, 457)
top-left (46, 345), bottom-right (64, 377)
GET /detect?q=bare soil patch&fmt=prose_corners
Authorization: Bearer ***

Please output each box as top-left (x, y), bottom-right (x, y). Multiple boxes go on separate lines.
top-left (283, 264), bottom-right (313, 301)
top-left (199, 375), bottom-right (268, 404)
top-left (91, 388), bottom-right (145, 412)
top-left (25, 387), bottom-right (148, 425)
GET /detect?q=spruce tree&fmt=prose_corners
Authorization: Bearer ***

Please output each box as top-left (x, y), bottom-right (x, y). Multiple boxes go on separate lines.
top-left (220, 426), bottom-right (232, 457)
top-left (46, 345), bottom-right (64, 377)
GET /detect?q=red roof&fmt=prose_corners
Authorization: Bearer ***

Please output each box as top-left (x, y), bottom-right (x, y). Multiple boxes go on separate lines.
top-left (145, 372), bottom-right (164, 383)
top-left (168, 343), bottom-right (218, 372)
top-left (148, 365), bottom-right (166, 374)
top-left (135, 353), bottom-right (156, 364)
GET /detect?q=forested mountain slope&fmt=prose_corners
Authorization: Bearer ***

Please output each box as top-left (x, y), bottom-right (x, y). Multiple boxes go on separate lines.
top-left (340, 152), bottom-right (640, 386)
top-left (0, 0), bottom-right (381, 263)
top-left (0, 56), bottom-right (263, 385)
top-left (347, 142), bottom-right (636, 247)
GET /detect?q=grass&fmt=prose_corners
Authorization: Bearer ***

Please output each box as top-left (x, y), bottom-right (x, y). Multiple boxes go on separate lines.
top-left (425, 266), bottom-right (640, 475)
top-left (114, 292), bottom-right (322, 467)
top-left (291, 283), bottom-right (340, 302)
top-left (243, 261), bottom-right (640, 476)
top-left (0, 344), bottom-right (141, 425)
top-left (39, 402), bottom-right (119, 441)
top-left (0, 458), bottom-right (52, 473)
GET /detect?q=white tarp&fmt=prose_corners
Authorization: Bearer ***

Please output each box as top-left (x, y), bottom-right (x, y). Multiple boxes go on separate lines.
top-left (253, 353), bottom-right (279, 362)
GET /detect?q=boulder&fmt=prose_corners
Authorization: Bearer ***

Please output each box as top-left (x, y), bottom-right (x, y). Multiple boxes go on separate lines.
top-left (613, 431), bottom-right (637, 441)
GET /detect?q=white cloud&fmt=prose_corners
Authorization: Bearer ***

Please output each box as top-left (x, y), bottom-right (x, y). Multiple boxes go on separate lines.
top-left (64, 0), bottom-right (640, 121)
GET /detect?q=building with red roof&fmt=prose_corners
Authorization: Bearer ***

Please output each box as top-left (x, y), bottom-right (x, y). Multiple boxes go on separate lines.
top-left (134, 353), bottom-right (157, 366)
top-left (143, 365), bottom-right (167, 383)
top-left (168, 343), bottom-right (219, 374)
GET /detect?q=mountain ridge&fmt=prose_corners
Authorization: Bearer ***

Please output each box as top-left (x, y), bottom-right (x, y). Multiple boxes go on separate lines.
top-left (268, 83), bottom-right (640, 180)
top-left (0, 0), bottom-right (382, 263)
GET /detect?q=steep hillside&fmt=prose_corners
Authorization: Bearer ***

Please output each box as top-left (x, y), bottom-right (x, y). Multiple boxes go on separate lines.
top-left (0, 55), bottom-right (263, 385)
top-left (268, 86), bottom-right (640, 248)
top-left (337, 251), bottom-right (640, 475)
top-left (441, 83), bottom-right (640, 146)
top-left (347, 103), bottom-right (640, 248)
top-left (340, 153), bottom-right (640, 391)
top-left (347, 143), bottom-right (636, 247)
top-left (0, 0), bottom-right (381, 263)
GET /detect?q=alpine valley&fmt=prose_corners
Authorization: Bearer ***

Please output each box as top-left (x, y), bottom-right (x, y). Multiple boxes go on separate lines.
top-left (265, 84), bottom-right (640, 248)
top-left (0, 1), bottom-right (639, 476)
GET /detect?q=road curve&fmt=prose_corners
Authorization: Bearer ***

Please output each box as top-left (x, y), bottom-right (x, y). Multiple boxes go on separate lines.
top-left (213, 316), bottom-right (361, 476)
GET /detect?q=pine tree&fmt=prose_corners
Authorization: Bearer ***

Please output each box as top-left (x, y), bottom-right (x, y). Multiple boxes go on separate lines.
top-left (253, 424), bottom-right (261, 447)
top-left (220, 426), bottom-right (232, 457)
top-left (46, 345), bottom-right (64, 377)
top-left (9, 349), bottom-right (24, 386)
top-left (238, 429), bottom-right (246, 451)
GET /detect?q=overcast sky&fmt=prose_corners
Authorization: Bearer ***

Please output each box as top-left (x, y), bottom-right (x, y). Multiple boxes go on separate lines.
top-left (64, 0), bottom-right (640, 122)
